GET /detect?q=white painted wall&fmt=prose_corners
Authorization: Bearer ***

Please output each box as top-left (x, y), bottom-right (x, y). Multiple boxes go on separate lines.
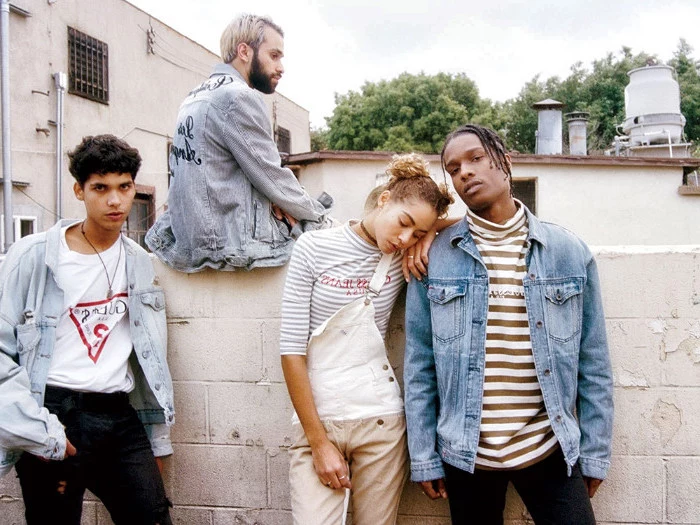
top-left (295, 156), bottom-right (700, 246)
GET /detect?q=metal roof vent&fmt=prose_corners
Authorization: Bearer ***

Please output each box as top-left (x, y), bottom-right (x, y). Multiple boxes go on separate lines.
top-left (566, 111), bottom-right (589, 155)
top-left (533, 99), bottom-right (564, 154)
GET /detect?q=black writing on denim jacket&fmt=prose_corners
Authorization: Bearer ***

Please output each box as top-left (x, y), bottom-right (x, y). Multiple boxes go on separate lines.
top-left (188, 75), bottom-right (233, 98)
top-left (171, 115), bottom-right (202, 166)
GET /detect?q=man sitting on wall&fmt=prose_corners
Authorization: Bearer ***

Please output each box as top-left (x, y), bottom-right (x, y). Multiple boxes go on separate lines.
top-left (0, 135), bottom-right (175, 524)
top-left (147, 13), bottom-right (332, 272)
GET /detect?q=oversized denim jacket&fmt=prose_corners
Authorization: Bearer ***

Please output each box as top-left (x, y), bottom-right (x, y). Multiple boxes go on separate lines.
top-left (146, 63), bottom-right (330, 273)
top-left (404, 208), bottom-right (613, 482)
top-left (0, 220), bottom-right (175, 477)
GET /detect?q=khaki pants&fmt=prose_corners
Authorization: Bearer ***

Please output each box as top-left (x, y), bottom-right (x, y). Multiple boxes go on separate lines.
top-left (289, 413), bottom-right (408, 525)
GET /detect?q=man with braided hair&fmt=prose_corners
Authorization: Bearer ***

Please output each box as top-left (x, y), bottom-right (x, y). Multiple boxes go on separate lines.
top-left (404, 124), bottom-right (613, 524)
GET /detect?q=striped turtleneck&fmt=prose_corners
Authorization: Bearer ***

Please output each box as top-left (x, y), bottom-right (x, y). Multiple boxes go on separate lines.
top-left (468, 201), bottom-right (558, 470)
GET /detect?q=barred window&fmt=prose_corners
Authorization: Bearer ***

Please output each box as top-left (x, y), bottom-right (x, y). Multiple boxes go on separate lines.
top-left (68, 27), bottom-right (109, 104)
top-left (276, 126), bottom-right (291, 154)
top-left (124, 188), bottom-right (155, 250)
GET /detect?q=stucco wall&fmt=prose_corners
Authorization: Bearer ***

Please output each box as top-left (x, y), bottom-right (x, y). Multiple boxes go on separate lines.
top-left (1, 246), bottom-right (699, 524)
top-left (294, 156), bottom-right (700, 246)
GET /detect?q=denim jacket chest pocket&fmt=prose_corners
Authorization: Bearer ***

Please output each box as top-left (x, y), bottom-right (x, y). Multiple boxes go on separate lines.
top-left (427, 281), bottom-right (468, 345)
top-left (543, 278), bottom-right (584, 344)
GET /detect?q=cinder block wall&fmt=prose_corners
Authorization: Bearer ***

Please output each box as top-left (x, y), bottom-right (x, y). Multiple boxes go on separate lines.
top-left (1, 247), bottom-right (699, 525)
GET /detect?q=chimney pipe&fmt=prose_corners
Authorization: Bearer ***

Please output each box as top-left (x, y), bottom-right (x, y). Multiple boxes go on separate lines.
top-left (566, 111), bottom-right (589, 155)
top-left (532, 99), bottom-right (564, 155)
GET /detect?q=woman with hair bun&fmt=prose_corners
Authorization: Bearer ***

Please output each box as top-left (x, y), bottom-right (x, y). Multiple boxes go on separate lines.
top-left (280, 153), bottom-right (453, 525)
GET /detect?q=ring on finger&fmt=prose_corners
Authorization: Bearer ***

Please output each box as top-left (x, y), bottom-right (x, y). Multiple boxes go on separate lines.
top-left (338, 475), bottom-right (346, 480)
top-left (326, 481), bottom-right (332, 487)
top-left (407, 255), bottom-right (415, 259)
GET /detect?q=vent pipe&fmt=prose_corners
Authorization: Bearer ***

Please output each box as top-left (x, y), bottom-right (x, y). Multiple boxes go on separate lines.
top-left (533, 99), bottom-right (564, 154)
top-left (566, 111), bottom-right (589, 155)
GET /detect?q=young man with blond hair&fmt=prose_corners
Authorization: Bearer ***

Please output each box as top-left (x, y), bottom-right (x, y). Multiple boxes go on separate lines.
top-left (147, 13), bottom-right (331, 272)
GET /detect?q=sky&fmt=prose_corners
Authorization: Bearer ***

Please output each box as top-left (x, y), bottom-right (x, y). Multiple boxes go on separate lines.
top-left (128, 0), bottom-right (700, 128)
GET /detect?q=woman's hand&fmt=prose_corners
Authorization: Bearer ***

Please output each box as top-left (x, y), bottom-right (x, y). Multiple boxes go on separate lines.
top-left (402, 229), bottom-right (437, 282)
top-left (311, 438), bottom-right (352, 490)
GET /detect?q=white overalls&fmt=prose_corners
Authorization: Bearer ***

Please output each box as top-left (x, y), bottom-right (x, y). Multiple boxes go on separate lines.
top-left (289, 254), bottom-right (408, 525)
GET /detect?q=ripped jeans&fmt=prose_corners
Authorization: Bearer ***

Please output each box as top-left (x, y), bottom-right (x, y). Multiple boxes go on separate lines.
top-left (15, 386), bottom-right (172, 525)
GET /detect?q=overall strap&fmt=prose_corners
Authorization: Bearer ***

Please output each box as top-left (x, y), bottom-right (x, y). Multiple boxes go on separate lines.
top-left (365, 253), bottom-right (394, 304)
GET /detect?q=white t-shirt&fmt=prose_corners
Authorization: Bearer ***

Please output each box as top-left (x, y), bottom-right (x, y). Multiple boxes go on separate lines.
top-left (46, 226), bottom-right (134, 393)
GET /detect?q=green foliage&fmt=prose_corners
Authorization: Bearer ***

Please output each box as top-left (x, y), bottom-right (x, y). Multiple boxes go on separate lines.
top-left (324, 72), bottom-right (480, 153)
top-left (322, 41), bottom-right (700, 155)
top-left (669, 39), bottom-right (700, 153)
top-left (310, 127), bottom-right (329, 151)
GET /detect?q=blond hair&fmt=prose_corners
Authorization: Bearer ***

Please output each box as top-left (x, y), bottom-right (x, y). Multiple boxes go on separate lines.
top-left (220, 14), bottom-right (284, 63)
top-left (383, 153), bottom-right (453, 218)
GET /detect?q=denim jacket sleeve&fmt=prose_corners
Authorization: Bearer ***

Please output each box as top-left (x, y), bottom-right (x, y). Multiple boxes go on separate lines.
top-left (576, 254), bottom-right (614, 480)
top-left (216, 88), bottom-right (326, 223)
top-left (0, 243), bottom-right (66, 463)
top-left (404, 277), bottom-right (445, 482)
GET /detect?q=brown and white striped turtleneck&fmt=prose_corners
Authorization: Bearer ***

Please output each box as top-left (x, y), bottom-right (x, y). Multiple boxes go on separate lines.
top-left (468, 201), bottom-right (558, 470)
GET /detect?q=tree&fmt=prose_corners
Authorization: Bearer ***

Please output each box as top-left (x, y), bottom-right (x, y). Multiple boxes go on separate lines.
top-left (669, 39), bottom-right (700, 153)
top-left (324, 72), bottom-right (484, 153)
top-left (322, 42), bottom-right (700, 156)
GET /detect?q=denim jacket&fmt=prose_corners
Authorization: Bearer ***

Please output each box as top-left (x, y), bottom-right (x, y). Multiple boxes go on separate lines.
top-left (404, 208), bottom-right (613, 482)
top-left (146, 63), bottom-right (330, 273)
top-left (0, 220), bottom-right (175, 477)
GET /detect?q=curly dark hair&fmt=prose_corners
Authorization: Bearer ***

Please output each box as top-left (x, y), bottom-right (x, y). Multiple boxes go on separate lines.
top-left (68, 134), bottom-right (142, 187)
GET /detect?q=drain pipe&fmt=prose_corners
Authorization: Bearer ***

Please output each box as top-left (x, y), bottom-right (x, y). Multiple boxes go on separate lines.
top-left (1, 0), bottom-right (12, 251)
top-left (54, 72), bottom-right (66, 220)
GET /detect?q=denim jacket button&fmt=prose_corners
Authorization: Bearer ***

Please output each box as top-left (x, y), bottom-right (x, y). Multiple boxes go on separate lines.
top-left (529, 273), bottom-right (536, 280)
top-left (134, 320), bottom-right (141, 327)
top-left (388, 377), bottom-right (395, 382)
top-left (377, 419), bottom-right (384, 425)
top-left (544, 369), bottom-right (551, 376)
top-left (382, 364), bottom-right (389, 370)
top-left (536, 321), bottom-right (543, 328)
top-left (555, 415), bottom-right (562, 422)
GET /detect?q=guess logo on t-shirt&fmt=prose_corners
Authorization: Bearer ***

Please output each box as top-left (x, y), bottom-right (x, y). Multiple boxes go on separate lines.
top-left (68, 293), bottom-right (128, 363)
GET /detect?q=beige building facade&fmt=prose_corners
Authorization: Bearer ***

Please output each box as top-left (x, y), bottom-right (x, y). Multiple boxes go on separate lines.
top-left (1, 0), bottom-right (311, 248)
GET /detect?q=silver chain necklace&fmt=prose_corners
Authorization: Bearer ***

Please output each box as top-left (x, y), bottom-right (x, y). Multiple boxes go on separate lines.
top-left (81, 221), bottom-right (123, 299)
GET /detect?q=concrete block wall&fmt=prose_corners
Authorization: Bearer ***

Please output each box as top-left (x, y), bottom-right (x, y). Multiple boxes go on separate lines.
top-left (1, 246), bottom-right (699, 524)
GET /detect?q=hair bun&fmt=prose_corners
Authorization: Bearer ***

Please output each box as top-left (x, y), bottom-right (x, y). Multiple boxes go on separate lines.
top-left (386, 153), bottom-right (430, 182)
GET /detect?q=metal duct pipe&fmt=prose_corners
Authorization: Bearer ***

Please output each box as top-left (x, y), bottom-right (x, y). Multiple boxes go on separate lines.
top-left (54, 72), bottom-right (66, 220)
top-left (1, 0), bottom-right (12, 251)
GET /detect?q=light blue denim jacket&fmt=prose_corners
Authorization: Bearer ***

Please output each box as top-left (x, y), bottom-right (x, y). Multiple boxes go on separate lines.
top-left (404, 208), bottom-right (613, 482)
top-left (146, 63), bottom-right (330, 273)
top-left (0, 220), bottom-right (175, 477)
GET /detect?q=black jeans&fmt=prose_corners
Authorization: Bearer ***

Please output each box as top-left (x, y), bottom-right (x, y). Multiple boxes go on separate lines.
top-left (15, 386), bottom-right (172, 525)
top-left (444, 449), bottom-right (596, 525)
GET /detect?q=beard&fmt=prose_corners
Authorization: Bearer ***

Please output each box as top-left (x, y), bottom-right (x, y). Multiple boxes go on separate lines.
top-left (249, 49), bottom-right (276, 94)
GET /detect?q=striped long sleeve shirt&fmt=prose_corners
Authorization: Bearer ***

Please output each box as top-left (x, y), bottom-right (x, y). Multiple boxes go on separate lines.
top-left (468, 203), bottom-right (559, 470)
